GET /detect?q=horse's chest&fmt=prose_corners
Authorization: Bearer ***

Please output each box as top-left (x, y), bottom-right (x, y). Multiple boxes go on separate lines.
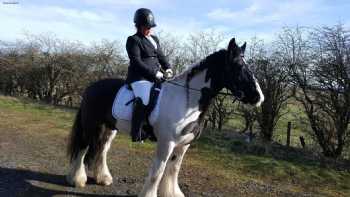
top-left (174, 110), bottom-right (201, 132)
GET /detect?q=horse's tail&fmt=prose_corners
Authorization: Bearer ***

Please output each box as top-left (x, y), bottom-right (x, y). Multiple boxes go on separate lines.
top-left (67, 78), bottom-right (122, 167)
top-left (67, 107), bottom-right (87, 163)
top-left (67, 107), bottom-right (111, 167)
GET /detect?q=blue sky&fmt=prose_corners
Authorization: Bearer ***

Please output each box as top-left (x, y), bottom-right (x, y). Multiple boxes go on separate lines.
top-left (1, 0), bottom-right (349, 45)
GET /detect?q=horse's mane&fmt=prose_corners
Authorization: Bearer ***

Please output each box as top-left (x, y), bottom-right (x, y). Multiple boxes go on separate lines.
top-left (172, 49), bottom-right (226, 83)
top-left (168, 49), bottom-right (226, 106)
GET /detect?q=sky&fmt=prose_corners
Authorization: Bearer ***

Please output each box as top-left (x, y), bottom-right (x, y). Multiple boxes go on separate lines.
top-left (1, 0), bottom-right (350, 46)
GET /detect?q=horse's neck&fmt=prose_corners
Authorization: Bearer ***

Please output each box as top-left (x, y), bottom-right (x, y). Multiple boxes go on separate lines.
top-left (167, 68), bottom-right (211, 113)
top-left (173, 67), bottom-right (211, 93)
top-left (159, 68), bottom-right (213, 135)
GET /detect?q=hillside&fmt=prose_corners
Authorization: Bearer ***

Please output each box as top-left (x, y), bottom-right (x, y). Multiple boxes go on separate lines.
top-left (0, 95), bottom-right (349, 197)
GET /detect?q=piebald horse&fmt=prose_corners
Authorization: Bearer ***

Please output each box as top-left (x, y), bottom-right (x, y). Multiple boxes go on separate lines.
top-left (66, 38), bottom-right (264, 197)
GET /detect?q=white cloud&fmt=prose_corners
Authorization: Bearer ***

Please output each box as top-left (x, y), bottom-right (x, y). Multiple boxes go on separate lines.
top-left (155, 17), bottom-right (203, 38)
top-left (208, 8), bottom-right (232, 19)
top-left (3, 4), bottom-right (114, 24)
top-left (207, 0), bottom-right (318, 26)
top-left (53, 7), bottom-right (108, 22)
top-left (81, 0), bottom-right (166, 7)
top-left (210, 0), bottom-right (350, 46)
top-left (0, 4), bottom-right (131, 43)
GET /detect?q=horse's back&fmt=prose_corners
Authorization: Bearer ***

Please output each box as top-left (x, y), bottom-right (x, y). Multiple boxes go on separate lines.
top-left (84, 78), bottom-right (125, 100)
top-left (81, 78), bottom-right (125, 126)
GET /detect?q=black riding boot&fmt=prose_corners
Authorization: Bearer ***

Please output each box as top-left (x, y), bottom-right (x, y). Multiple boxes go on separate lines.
top-left (130, 98), bottom-right (148, 142)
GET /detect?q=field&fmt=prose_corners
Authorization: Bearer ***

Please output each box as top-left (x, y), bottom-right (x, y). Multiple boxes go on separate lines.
top-left (0, 95), bottom-right (349, 197)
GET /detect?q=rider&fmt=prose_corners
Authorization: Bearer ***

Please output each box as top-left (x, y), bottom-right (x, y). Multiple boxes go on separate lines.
top-left (126, 8), bottom-right (173, 142)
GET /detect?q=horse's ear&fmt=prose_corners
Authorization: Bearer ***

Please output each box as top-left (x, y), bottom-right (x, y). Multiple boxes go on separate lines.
top-left (228, 38), bottom-right (236, 50)
top-left (241, 42), bottom-right (247, 53)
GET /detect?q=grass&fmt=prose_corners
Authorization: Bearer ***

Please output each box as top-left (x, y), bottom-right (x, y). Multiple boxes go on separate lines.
top-left (1, 95), bottom-right (350, 197)
top-left (225, 99), bottom-right (321, 149)
top-left (196, 132), bottom-right (350, 196)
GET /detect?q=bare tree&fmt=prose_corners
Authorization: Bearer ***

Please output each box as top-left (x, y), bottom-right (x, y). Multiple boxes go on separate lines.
top-left (88, 39), bottom-right (127, 80)
top-left (287, 25), bottom-right (350, 158)
top-left (254, 56), bottom-right (293, 141)
top-left (0, 33), bottom-right (127, 106)
top-left (155, 31), bottom-right (183, 74)
top-left (207, 94), bottom-right (235, 131)
top-left (0, 40), bottom-right (30, 96)
top-left (183, 30), bottom-right (224, 64)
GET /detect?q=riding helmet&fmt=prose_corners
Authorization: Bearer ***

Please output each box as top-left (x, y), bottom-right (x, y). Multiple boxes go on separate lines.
top-left (134, 8), bottom-right (156, 28)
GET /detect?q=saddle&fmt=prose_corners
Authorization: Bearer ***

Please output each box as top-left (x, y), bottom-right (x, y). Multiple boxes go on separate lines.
top-left (126, 82), bottom-right (161, 116)
top-left (112, 82), bottom-right (162, 141)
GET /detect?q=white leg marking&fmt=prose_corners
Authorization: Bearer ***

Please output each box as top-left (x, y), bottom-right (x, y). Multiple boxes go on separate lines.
top-left (66, 147), bottom-right (88, 188)
top-left (159, 144), bottom-right (190, 197)
top-left (94, 129), bottom-right (117, 186)
top-left (139, 142), bottom-right (175, 197)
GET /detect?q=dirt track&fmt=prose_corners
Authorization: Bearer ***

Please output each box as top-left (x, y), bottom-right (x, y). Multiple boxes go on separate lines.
top-left (0, 127), bottom-right (309, 197)
top-left (0, 99), bottom-right (327, 197)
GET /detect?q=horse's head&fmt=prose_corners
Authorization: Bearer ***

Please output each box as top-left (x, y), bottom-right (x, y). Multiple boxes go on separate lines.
top-left (223, 38), bottom-right (264, 106)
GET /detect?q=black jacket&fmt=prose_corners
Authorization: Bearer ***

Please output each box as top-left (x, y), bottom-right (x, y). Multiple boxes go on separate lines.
top-left (125, 32), bottom-right (171, 84)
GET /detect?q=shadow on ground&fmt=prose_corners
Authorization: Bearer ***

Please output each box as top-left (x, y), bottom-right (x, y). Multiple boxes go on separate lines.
top-left (0, 167), bottom-right (137, 197)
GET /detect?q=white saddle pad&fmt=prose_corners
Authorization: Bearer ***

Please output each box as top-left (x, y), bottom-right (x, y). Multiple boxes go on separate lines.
top-left (112, 84), bottom-right (162, 125)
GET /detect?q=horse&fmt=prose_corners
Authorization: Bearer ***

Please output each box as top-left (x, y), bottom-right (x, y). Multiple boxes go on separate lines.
top-left (66, 37), bottom-right (264, 197)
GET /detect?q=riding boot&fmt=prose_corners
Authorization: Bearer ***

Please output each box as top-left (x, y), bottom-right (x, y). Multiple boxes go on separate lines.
top-left (130, 98), bottom-right (149, 142)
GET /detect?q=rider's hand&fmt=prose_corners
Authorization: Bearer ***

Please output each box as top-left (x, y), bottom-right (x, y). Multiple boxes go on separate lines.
top-left (156, 71), bottom-right (164, 80)
top-left (164, 69), bottom-right (173, 79)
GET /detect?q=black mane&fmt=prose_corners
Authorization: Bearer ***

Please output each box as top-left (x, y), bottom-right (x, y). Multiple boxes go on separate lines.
top-left (186, 49), bottom-right (226, 89)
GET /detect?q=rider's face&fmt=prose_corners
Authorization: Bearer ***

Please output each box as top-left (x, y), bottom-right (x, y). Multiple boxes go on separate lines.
top-left (141, 26), bottom-right (151, 36)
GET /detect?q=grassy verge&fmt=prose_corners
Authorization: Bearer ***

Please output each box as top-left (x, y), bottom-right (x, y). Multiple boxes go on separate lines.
top-left (196, 132), bottom-right (350, 196)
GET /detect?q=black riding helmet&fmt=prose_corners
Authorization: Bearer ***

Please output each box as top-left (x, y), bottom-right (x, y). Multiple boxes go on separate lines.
top-left (134, 8), bottom-right (156, 28)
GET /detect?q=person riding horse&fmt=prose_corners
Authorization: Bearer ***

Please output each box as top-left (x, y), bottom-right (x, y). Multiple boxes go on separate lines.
top-left (126, 8), bottom-right (173, 142)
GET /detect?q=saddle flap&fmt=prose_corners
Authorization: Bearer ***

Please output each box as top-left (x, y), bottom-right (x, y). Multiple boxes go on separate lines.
top-left (112, 85), bottom-right (134, 121)
top-left (112, 83), bottom-right (163, 125)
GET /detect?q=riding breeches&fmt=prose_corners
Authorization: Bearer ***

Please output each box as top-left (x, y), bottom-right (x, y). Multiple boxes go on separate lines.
top-left (130, 80), bottom-right (153, 105)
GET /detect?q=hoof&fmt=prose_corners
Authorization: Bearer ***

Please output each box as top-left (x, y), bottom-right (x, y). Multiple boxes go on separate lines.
top-left (96, 174), bottom-right (113, 186)
top-left (66, 174), bottom-right (87, 188)
top-left (75, 181), bottom-right (87, 188)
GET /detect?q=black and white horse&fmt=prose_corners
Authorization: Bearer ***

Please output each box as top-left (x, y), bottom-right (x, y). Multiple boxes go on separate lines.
top-left (66, 38), bottom-right (264, 197)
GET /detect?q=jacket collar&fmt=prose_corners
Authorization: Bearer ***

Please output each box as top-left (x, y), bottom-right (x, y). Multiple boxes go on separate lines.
top-left (135, 32), bottom-right (157, 50)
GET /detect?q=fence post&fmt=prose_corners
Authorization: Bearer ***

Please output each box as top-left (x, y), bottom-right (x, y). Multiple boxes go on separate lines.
top-left (286, 122), bottom-right (291, 147)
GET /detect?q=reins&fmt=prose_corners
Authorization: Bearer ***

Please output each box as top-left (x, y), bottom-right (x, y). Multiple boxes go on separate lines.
top-left (164, 80), bottom-right (239, 103)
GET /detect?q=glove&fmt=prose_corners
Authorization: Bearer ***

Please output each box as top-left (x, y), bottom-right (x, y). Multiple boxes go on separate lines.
top-left (164, 69), bottom-right (173, 79)
top-left (155, 71), bottom-right (164, 80)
